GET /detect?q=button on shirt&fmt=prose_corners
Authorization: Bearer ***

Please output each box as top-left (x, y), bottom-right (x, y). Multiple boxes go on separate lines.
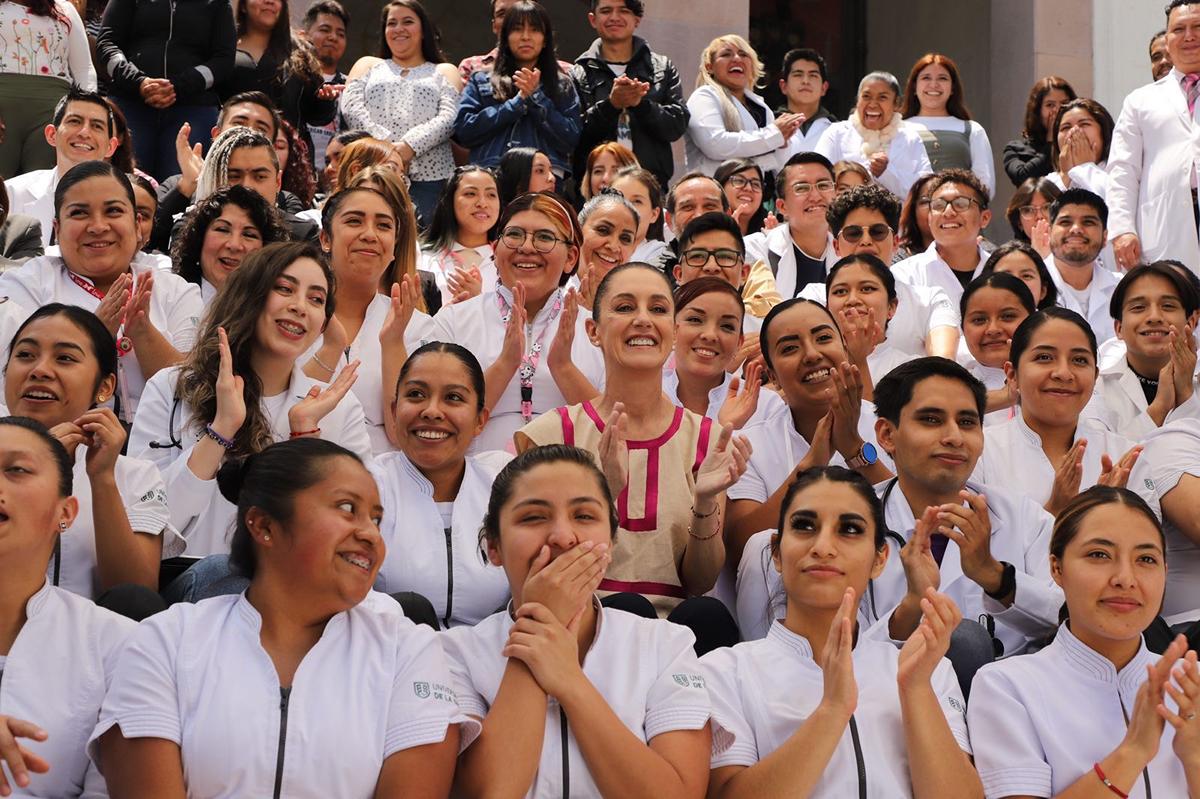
top-left (702, 622), bottom-right (969, 795)
top-left (90, 591), bottom-right (477, 799)
top-left (442, 604), bottom-right (712, 799)
top-left (970, 624), bottom-right (1188, 798)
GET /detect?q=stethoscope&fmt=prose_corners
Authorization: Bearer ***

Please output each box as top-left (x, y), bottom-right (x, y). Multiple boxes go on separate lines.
top-left (147, 397), bottom-right (183, 451)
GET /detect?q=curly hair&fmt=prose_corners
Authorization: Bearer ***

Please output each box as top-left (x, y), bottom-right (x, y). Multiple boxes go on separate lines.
top-left (277, 118), bottom-right (316, 207)
top-left (171, 185), bottom-right (291, 286)
top-left (177, 242), bottom-right (336, 457)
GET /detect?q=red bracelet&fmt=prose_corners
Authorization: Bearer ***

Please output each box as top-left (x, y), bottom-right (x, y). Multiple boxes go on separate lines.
top-left (289, 428), bottom-right (320, 438)
top-left (1093, 763), bottom-right (1129, 798)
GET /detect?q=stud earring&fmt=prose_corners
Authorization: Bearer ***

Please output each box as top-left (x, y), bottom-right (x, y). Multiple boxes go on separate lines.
top-left (263, 534), bottom-right (271, 541)
top-left (59, 522), bottom-right (67, 532)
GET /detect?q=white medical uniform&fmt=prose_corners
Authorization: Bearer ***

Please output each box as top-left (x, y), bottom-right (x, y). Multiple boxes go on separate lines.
top-left (892, 241), bottom-right (990, 309)
top-left (127, 364), bottom-right (373, 556)
top-left (419, 245), bottom-right (498, 307)
top-left (701, 622), bottom-right (970, 796)
top-left (89, 591), bottom-right (477, 799)
top-left (743, 227), bottom-right (837, 301)
top-left (815, 120), bottom-right (933, 198)
top-left (661, 366), bottom-right (785, 428)
top-left (797, 279), bottom-right (959, 359)
top-left (442, 604), bottom-right (712, 799)
top-left (863, 478), bottom-right (1062, 656)
top-left (52, 448), bottom-right (185, 599)
top-left (369, 449), bottom-right (512, 627)
top-left (0, 255), bottom-right (203, 417)
top-left (1, 582), bottom-right (134, 799)
top-left (1129, 418), bottom-right (1200, 619)
top-left (1046, 254), bottom-right (1119, 345)
top-left (1087, 356), bottom-right (1200, 440)
top-left (970, 624), bottom-right (1189, 799)
top-left (4, 168), bottom-right (58, 247)
top-left (428, 286), bottom-right (606, 453)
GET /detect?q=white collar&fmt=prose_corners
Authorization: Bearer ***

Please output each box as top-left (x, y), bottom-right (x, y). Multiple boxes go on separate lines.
top-left (1053, 622), bottom-right (1156, 690)
top-left (766, 620), bottom-right (815, 659)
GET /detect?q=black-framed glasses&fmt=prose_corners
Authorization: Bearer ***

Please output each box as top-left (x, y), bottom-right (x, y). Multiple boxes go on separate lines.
top-left (499, 226), bottom-right (569, 253)
top-left (839, 223), bottom-right (893, 243)
top-left (930, 196), bottom-right (983, 213)
top-left (726, 175), bottom-right (763, 191)
top-left (1018, 204), bottom-right (1050, 219)
top-left (790, 179), bottom-right (836, 195)
top-left (682, 248), bottom-right (743, 269)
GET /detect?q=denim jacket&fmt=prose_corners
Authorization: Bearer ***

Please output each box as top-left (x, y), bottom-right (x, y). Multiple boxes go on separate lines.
top-left (454, 70), bottom-right (582, 176)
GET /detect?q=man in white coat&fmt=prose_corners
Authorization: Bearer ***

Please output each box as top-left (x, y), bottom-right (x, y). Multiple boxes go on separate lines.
top-left (743, 152), bottom-right (837, 299)
top-left (1108, 0), bottom-right (1200, 273)
top-left (1044, 188), bottom-right (1119, 345)
top-left (4, 88), bottom-right (118, 247)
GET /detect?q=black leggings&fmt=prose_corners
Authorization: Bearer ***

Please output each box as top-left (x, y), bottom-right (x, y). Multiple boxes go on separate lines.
top-left (601, 593), bottom-right (739, 656)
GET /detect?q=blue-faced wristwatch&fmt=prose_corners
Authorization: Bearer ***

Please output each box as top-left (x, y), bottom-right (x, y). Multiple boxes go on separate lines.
top-left (845, 442), bottom-right (878, 469)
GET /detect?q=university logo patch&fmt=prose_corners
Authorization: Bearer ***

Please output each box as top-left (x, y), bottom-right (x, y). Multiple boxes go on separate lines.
top-left (673, 674), bottom-right (688, 687)
top-left (414, 681), bottom-right (431, 699)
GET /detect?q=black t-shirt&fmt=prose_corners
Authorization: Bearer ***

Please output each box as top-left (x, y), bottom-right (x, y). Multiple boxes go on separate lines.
top-left (740, 97), bottom-right (768, 129)
top-left (791, 244), bottom-right (828, 297)
top-left (1130, 364), bottom-right (1160, 404)
top-left (952, 268), bottom-right (976, 291)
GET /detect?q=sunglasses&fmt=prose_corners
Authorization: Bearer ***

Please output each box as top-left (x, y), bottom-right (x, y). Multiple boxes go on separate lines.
top-left (839, 223), bottom-right (892, 243)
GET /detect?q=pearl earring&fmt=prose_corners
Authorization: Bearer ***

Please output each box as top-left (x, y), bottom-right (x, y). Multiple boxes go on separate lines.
top-left (59, 522), bottom-right (67, 532)
top-left (263, 534), bottom-right (271, 541)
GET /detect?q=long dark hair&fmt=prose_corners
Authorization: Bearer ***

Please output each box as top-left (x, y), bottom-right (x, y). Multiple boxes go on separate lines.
top-left (171, 185), bottom-right (291, 286)
top-left (497, 147), bottom-right (540, 208)
top-left (491, 1), bottom-right (565, 104)
top-left (980, 240), bottom-right (1059, 310)
top-left (421, 165), bottom-right (500, 254)
top-left (376, 0), bottom-right (445, 62)
top-left (20, 0), bottom-right (69, 26)
top-left (277, 119), bottom-right (316, 207)
top-left (1022, 76), bottom-right (1077, 143)
top-left (898, 173), bottom-right (936, 253)
top-left (236, 0), bottom-right (295, 69)
top-left (901, 53), bottom-right (972, 119)
top-left (1050, 98), bottom-right (1115, 170)
top-left (6, 304), bottom-right (117, 397)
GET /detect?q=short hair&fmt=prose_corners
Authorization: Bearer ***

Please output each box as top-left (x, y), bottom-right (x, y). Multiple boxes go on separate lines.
top-left (780, 47), bottom-right (829, 83)
top-left (1109, 261), bottom-right (1200, 321)
top-left (1008, 307), bottom-right (1097, 368)
top-left (1150, 28), bottom-right (1168, 49)
top-left (678, 211), bottom-right (744, 256)
top-left (0, 416), bottom-right (72, 497)
top-left (826, 253), bottom-right (897, 305)
top-left (873, 357), bottom-right (986, 426)
top-left (857, 70), bottom-right (902, 99)
top-left (1167, 0), bottom-right (1197, 21)
top-left (759, 298), bottom-right (841, 373)
top-left (927, 167), bottom-right (990, 210)
top-left (1050, 98), bottom-right (1115, 169)
top-left (52, 87), bottom-right (113, 137)
top-left (589, 0), bottom-right (644, 17)
top-left (217, 91), bottom-right (281, 140)
top-left (302, 0), bottom-right (349, 28)
top-left (673, 276), bottom-right (745, 319)
top-left (1050, 187), bottom-right (1108, 228)
top-left (666, 172), bottom-right (730, 215)
top-left (826, 183), bottom-right (901, 235)
top-left (775, 151), bottom-right (835, 198)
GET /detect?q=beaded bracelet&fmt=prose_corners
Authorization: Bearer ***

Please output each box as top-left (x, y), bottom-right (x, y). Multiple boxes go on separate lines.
top-left (688, 505), bottom-right (722, 540)
top-left (203, 424), bottom-right (236, 450)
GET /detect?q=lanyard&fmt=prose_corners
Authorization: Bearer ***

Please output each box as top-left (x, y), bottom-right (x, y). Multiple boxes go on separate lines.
top-left (495, 286), bottom-right (564, 421)
top-left (69, 268), bottom-right (136, 421)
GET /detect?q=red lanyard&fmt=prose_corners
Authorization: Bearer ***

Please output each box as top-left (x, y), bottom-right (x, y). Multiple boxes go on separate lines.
top-left (68, 270), bottom-right (135, 356)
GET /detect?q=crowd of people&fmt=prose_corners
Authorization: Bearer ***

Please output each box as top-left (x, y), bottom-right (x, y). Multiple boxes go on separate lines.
top-left (4, 0), bottom-right (1200, 795)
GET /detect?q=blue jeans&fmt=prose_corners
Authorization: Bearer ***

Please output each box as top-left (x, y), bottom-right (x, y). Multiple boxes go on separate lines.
top-left (114, 97), bottom-right (218, 181)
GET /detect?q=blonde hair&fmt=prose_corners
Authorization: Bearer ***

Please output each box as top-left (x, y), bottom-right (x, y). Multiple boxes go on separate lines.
top-left (696, 34), bottom-right (766, 133)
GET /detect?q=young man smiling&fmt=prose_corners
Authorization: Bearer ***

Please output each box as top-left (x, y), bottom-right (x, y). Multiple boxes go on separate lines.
top-left (572, 0), bottom-right (688, 193)
top-left (4, 88), bottom-right (118, 246)
top-left (302, 0), bottom-right (350, 173)
top-left (869, 357), bottom-right (1062, 656)
top-left (776, 48), bottom-right (837, 157)
top-left (1044, 188), bottom-right (1118, 345)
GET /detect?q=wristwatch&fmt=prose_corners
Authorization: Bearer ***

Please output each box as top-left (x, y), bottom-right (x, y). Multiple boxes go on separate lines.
top-left (845, 442), bottom-right (878, 469)
top-left (985, 561), bottom-right (1017, 601)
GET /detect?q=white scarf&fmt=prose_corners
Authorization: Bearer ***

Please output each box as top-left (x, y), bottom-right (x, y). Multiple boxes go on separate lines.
top-left (850, 111), bottom-right (903, 157)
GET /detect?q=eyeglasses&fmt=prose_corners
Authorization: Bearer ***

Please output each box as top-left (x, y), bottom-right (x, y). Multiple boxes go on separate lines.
top-left (681, 248), bottom-right (743, 269)
top-left (1018, 204), bottom-right (1050, 219)
top-left (929, 196), bottom-right (982, 213)
top-left (499, 226), bottom-right (569, 253)
top-left (839, 223), bottom-right (893, 243)
top-left (726, 175), bottom-right (763, 191)
top-left (790, 180), bottom-right (836, 196)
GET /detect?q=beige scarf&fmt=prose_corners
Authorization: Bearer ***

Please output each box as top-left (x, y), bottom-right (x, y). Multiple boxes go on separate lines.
top-left (850, 111), bottom-right (903, 157)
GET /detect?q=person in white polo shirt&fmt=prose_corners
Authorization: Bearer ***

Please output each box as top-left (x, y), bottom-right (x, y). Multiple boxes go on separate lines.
top-left (892, 168), bottom-right (992, 308)
top-left (0, 417), bottom-right (136, 799)
top-left (969, 486), bottom-right (1200, 799)
top-left (443, 444), bottom-right (713, 799)
top-left (1044, 187), bottom-right (1120, 346)
top-left (702, 466), bottom-right (979, 798)
top-left (92, 437), bottom-right (473, 798)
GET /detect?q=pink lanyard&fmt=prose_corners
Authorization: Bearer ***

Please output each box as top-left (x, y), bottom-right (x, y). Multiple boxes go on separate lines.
top-left (495, 286), bottom-right (564, 420)
top-left (67, 270), bottom-right (135, 357)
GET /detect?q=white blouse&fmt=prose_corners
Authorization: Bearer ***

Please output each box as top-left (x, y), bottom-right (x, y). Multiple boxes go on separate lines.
top-left (684, 85), bottom-right (786, 177)
top-left (442, 604), bottom-right (712, 799)
top-left (89, 591), bottom-right (478, 799)
top-left (970, 624), bottom-right (1189, 798)
top-left (428, 286), bottom-right (606, 453)
top-left (368, 449), bottom-right (512, 627)
top-left (127, 364), bottom-right (373, 556)
top-left (701, 622), bottom-right (969, 795)
top-left (0, 0), bottom-right (95, 87)
top-left (0, 256), bottom-right (203, 418)
top-left (52, 448), bottom-right (185, 599)
top-left (815, 120), bottom-right (933, 198)
top-left (796, 278), bottom-right (959, 358)
top-left (340, 60), bottom-right (459, 182)
top-left (418, 244), bottom-right (498, 307)
top-left (1, 582), bottom-right (134, 799)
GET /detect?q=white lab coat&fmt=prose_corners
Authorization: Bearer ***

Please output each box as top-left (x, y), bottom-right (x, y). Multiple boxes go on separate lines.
top-left (127, 364), bottom-right (373, 556)
top-left (891, 241), bottom-right (989, 309)
top-left (1086, 355), bottom-right (1200, 441)
top-left (1045, 254), bottom-right (1119, 345)
top-left (1108, 69), bottom-right (1200, 272)
top-left (369, 449), bottom-right (512, 627)
top-left (685, 85), bottom-right (787, 177)
top-left (796, 278), bottom-right (959, 359)
top-left (743, 226), bottom-right (836, 301)
top-left (815, 120), bottom-right (933, 199)
top-left (1, 581), bottom-right (135, 799)
top-left (3, 168), bottom-right (58, 247)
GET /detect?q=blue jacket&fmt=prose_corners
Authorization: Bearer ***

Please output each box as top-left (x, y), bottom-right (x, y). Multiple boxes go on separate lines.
top-left (454, 70), bottom-right (582, 177)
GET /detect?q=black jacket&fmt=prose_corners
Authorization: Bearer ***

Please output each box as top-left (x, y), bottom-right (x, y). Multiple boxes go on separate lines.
top-left (97, 0), bottom-right (237, 106)
top-left (151, 174), bottom-right (312, 253)
top-left (571, 37), bottom-right (688, 191)
top-left (1002, 137), bottom-right (1053, 187)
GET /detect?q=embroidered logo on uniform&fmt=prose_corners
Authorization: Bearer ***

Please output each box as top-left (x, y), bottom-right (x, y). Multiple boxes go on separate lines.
top-left (1144, 478), bottom-right (1156, 491)
top-left (948, 697), bottom-right (965, 714)
top-left (672, 673), bottom-right (706, 689)
top-left (414, 681), bottom-right (431, 699)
